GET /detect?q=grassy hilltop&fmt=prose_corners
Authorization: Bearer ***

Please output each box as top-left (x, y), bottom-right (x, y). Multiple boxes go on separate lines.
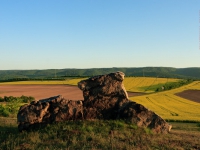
top-left (0, 118), bottom-right (200, 149)
top-left (0, 73), bottom-right (200, 149)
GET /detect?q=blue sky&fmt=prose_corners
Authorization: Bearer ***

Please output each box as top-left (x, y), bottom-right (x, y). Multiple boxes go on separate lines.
top-left (0, 0), bottom-right (200, 69)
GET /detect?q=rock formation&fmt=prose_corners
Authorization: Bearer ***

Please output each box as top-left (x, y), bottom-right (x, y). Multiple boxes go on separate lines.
top-left (78, 71), bottom-right (171, 133)
top-left (17, 95), bottom-right (83, 131)
top-left (17, 71), bottom-right (171, 133)
top-left (78, 71), bottom-right (129, 120)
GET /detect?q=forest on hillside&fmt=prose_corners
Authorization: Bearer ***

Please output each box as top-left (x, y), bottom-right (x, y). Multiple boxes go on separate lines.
top-left (0, 67), bottom-right (200, 81)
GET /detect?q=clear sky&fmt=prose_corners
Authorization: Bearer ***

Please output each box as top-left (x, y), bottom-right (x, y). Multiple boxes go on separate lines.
top-left (0, 0), bottom-right (200, 70)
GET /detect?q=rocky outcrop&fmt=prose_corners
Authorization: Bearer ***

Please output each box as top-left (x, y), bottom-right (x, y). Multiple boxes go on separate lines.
top-left (118, 101), bottom-right (172, 133)
top-left (17, 72), bottom-right (171, 133)
top-left (17, 95), bottom-right (83, 131)
top-left (78, 71), bottom-right (129, 120)
top-left (78, 71), bottom-right (171, 133)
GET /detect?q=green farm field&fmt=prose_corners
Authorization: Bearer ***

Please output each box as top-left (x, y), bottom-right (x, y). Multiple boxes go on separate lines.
top-left (124, 77), bottom-right (180, 93)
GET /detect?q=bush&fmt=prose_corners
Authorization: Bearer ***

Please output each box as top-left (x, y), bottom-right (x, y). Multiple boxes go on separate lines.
top-left (155, 79), bottom-right (194, 92)
top-left (0, 95), bottom-right (35, 117)
top-left (1, 95), bottom-right (35, 103)
top-left (0, 97), bottom-right (3, 102)
top-left (0, 105), bottom-right (10, 117)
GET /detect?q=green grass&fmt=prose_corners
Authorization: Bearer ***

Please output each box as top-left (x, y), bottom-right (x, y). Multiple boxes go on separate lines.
top-left (0, 96), bottom-right (33, 117)
top-left (138, 79), bottom-right (193, 93)
top-left (1, 78), bottom-right (200, 149)
top-left (169, 122), bottom-right (200, 131)
top-left (139, 83), bottom-right (165, 92)
top-left (1, 118), bottom-right (200, 149)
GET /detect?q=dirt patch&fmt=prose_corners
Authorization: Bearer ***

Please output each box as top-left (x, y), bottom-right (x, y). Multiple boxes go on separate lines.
top-left (175, 90), bottom-right (200, 103)
top-left (127, 92), bottom-right (145, 97)
top-left (0, 85), bottom-right (144, 101)
top-left (0, 85), bottom-right (83, 100)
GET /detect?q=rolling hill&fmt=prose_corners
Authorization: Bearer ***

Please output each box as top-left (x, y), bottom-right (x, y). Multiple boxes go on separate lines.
top-left (0, 67), bottom-right (200, 81)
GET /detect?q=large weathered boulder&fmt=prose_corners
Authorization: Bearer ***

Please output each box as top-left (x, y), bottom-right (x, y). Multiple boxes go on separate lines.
top-left (78, 71), bottom-right (129, 120)
top-left (78, 71), bottom-right (171, 133)
top-left (118, 101), bottom-right (172, 133)
top-left (17, 95), bottom-right (83, 131)
top-left (17, 72), bottom-right (171, 133)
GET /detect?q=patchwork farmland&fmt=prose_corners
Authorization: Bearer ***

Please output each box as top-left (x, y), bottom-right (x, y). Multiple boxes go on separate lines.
top-left (1, 77), bottom-right (200, 149)
top-left (0, 77), bottom-right (200, 122)
top-left (130, 81), bottom-right (200, 122)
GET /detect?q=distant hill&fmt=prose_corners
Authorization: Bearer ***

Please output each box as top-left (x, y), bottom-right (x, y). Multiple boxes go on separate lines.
top-left (0, 67), bottom-right (200, 81)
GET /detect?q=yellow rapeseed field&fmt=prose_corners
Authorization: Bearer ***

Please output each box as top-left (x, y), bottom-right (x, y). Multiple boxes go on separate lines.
top-left (0, 78), bottom-right (86, 86)
top-left (130, 81), bottom-right (200, 122)
top-left (64, 78), bottom-right (87, 85)
top-left (0, 77), bottom-right (177, 91)
top-left (124, 77), bottom-right (179, 93)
